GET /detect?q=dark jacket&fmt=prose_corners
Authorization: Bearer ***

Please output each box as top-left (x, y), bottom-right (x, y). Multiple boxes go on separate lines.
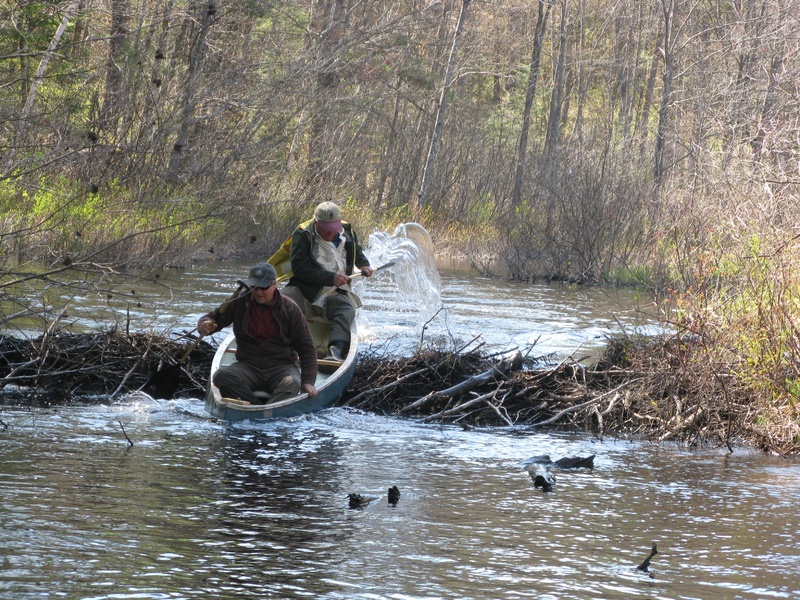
top-left (201, 290), bottom-right (317, 386)
top-left (287, 221), bottom-right (371, 303)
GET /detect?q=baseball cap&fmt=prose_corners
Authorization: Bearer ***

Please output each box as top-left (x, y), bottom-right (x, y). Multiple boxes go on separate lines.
top-left (313, 201), bottom-right (342, 232)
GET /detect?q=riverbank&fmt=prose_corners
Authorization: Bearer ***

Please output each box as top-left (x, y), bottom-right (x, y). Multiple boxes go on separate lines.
top-left (1, 330), bottom-right (796, 456)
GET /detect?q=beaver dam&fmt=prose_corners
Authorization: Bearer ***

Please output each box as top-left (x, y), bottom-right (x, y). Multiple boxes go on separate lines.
top-left (0, 330), bottom-right (795, 455)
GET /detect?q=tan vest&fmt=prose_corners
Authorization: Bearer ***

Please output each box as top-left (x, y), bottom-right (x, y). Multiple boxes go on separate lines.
top-left (313, 232), bottom-right (347, 275)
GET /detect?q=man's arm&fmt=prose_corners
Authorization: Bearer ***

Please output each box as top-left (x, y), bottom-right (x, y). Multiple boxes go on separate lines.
top-left (196, 295), bottom-right (241, 334)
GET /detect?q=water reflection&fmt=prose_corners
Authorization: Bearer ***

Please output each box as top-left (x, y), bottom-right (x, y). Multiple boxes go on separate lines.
top-left (198, 430), bottom-right (351, 597)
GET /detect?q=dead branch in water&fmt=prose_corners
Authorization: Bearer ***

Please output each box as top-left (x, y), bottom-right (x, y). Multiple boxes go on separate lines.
top-left (2, 328), bottom-right (795, 455)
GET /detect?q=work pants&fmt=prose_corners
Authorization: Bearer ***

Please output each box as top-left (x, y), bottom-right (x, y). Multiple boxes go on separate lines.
top-left (281, 286), bottom-right (355, 350)
top-left (213, 361), bottom-right (300, 404)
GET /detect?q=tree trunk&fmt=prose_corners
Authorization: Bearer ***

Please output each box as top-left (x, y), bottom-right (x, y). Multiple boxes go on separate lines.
top-left (305, 0), bottom-right (347, 200)
top-left (752, 45), bottom-right (786, 162)
top-left (637, 40), bottom-right (660, 149)
top-left (729, 0), bottom-right (766, 146)
top-left (511, 0), bottom-right (552, 207)
top-left (164, 0), bottom-right (216, 184)
top-left (98, 0), bottom-right (129, 133)
top-left (5, 0), bottom-right (81, 176)
top-left (416, 0), bottom-right (472, 212)
top-left (653, 0), bottom-right (676, 181)
top-left (544, 0), bottom-right (569, 181)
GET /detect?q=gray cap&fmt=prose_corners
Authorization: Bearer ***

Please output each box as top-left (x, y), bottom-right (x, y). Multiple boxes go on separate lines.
top-left (247, 262), bottom-right (277, 288)
top-left (313, 201), bottom-right (343, 232)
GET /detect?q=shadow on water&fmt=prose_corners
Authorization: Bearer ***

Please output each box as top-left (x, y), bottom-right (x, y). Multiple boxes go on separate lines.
top-left (195, 428), bottom-right (354, 597)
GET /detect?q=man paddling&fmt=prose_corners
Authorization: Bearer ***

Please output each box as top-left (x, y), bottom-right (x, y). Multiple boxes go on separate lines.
top-left (281, 201), bottom-right (373, 362)
top-left (197, 263), bottom-right (318, 404)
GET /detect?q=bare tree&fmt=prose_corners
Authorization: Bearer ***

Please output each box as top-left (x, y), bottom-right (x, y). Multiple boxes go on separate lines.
top-left (416, 0), bottom-right (472, 211)
top-left (511, 0), bottom-right (552, 207)
top-left (653, 0), bottom-right (679, 181)
top-left (164, 0), bottom-right (218, 184)
top-left (544, 0), bottom-right (569, 178)
top-left (4, 0), bottom-right (82, 176)
top-left (98, 0), bottom-right (129, 133)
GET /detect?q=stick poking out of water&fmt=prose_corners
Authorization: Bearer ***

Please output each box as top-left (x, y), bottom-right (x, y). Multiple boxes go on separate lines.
top-left (637, 543), bottom-right (658, 572)
top-left (118, 420), bottom-right (133, 447)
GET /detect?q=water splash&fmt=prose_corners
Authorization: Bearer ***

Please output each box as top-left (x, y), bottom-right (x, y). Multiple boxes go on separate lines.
top-left (355, 223), bottom-right (442, 352)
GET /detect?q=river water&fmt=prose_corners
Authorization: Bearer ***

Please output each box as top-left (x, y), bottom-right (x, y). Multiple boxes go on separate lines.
top-left (1, 226), bottom-right (799, 599)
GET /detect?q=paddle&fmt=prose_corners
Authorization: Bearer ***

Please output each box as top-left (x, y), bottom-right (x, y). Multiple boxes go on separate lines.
top-left (348, 261), bottom-right (396, 279)
top-left (143, 279), bottom-right (250, 398)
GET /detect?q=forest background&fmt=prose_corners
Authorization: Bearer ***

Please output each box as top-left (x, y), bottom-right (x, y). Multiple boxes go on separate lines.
top-left (1, 0), bottom-right (799, 447)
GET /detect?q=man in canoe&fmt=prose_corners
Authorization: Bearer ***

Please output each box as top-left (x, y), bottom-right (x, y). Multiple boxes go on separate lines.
top-left (281, 201), bottom-right (373, 362)
top-left (197, 263), bottom-right (318, 404)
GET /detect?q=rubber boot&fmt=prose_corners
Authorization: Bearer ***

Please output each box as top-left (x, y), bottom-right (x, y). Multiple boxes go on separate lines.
top-left (326, 343), bottom-right (345, 363)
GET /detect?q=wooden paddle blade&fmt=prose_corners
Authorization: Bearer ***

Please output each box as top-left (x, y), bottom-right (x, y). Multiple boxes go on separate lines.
top-left (349, 261), bottom-right (396, 279)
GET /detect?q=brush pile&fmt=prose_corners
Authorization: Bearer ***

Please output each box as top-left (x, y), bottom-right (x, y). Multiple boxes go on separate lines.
top-left (343, 333), bottom-right (782, 453)
top-left (0, 330), bottom-right (213, 403)
top-left (343, 345), bottom-right (612, 429)
top-left (1, 328), bottom-right (791, 454)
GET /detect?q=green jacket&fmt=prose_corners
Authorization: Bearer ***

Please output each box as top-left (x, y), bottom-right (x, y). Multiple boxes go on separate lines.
top-left (287, 221), bottom-right (370, 303)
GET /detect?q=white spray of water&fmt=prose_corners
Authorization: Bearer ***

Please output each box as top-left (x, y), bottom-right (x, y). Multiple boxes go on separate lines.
top-left (353, 223), bottom-right (442, 351)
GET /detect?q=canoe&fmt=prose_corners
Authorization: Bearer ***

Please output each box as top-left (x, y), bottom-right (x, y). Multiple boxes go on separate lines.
top-left (204, 318), bottom-right (357, 421)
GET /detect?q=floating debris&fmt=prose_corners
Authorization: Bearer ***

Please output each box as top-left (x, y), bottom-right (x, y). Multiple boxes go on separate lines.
top-left (348, 493), bottom-right (378, 509)
top-left (637, 543), bottom-right (658, 572)
top-left (520, 454), bottom-right (595, 470)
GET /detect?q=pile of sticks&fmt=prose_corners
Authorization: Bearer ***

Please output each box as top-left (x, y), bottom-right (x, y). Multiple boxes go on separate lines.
top-left (0, 330), bottom-right (212, 402)
top-left (343, 334), bottom-right (756, 449)
top-left (1, 327), bottom-right (775, 451)
top-left (342, 343), bottom-right (601, 428)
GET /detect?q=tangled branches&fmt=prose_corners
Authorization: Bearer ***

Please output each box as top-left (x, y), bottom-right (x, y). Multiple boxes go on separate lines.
top-left (0, 330), bottom-right (213, 403)
top-left (3, 327), bottom-right (796, 455)
top-left (344, 333), bottom-right (796, 454)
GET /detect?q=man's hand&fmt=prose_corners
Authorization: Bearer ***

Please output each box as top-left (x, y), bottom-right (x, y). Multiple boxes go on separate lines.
top-left (197, 318), bottom-right (217, 336)
top-left (333, 273), bottom-right (350, 286)
top-left (360, 266), bottom-right (374, 277)
top-left (302, 383), bottom-right (318, 397)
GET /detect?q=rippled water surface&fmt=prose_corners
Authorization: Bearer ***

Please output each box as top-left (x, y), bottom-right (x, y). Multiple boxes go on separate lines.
top-left (2, 403), bottom-right (799, 599)
top-left (2, 229), bottom-right (799, 598)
